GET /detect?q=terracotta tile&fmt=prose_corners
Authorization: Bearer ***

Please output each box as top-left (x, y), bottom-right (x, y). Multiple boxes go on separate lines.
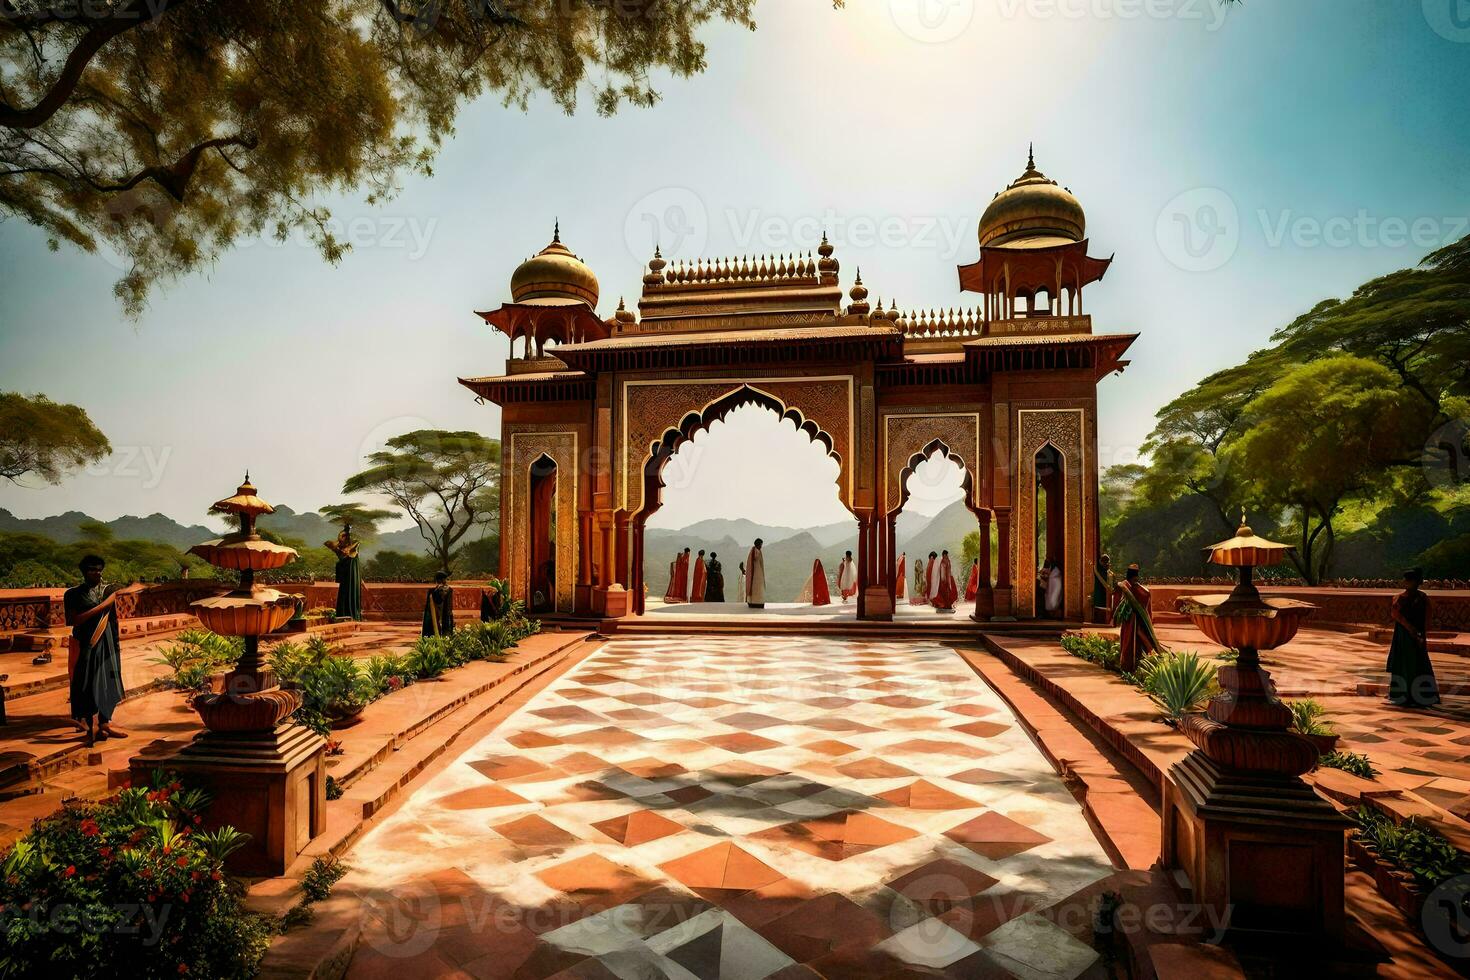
top-left (493, 814), bottom-right (579, 847)
top-left (469, 755), bottom-right (549, 782)
top-left (836, 757), bottom-right (915, 780)
top-left (660, 841), bottom-right (786, 891)
top-left (944, 811), bottom-right (1051, 859)
top-left (716, 711), bottom-right (789, 731)
top-left (885, 859), bottom-right (999, 913)
top-left (944, 703), bottom-right (1000, 719)
top-left (619, 757), bottom-right (688, 779)
top-left (702, 732), bottom-right (783, 754)
top-left (889, 738), bottom-right (982, 757)
top-left (876, 779), bottom-right (979, 811)
top-left (801, 739), bottom-right (859, 756)
top-left (561, 726), bottom-right (645, 747)
top-left (947, 767), bottom-right (1021, 786)
top-left (756, 893), bottom-right (892, 963)
top-left (436, 785), bottom-right (530, 811)
top-left (591, 809), bottom-right (686, 847)
top-left (873, 694), bottom-right (938, 709)
top-left (949, 720), bottom-right (1010, 739)
top-left (507, 731), bottom-right (561, 749)
top-left (534, 853), bottom-right (655, 913)
top-left (530, 705), bottom-right (607, 725)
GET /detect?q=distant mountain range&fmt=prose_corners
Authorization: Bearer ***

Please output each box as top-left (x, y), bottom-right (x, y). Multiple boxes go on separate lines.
top-left (645, 500), bottom-right (983, 602)
top-left (0, 506), bottom-right (432, 557)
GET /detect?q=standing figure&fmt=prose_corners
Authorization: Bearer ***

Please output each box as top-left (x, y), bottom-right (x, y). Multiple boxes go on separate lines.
top-left (1112, 564), bottom-right (1158, 673)
top-left (1044, 558), bottom-right (1064, 617)
top-left (325, 525), bottom-right (362, 621)
top-left (664, 547), bottom-right (691, 603)
top-left (480, 581), bottom-right (504, 622)
top-left (705, 553), bottom-right (726, 603)
top-left (691, 550), bottom-right (708, 603)
top-left (799, 559), bottom-right (831, 606)
top-left (746, 539), bottom-right (766, 609)
top-left (964, 559), bottom-right (980, 602)
top-left (933, 550), bottom-right (959, 613)
top-left (895, 552), bottom-right (907, 600)
top-left (738, 560), bottom-right (747, 603)
top-left (925, 552), bottom-right (941, 605)
top-left (1091, 554), bottom-right (1114, 625)
top-left (422, 571), bottom-right (455, 637)
top-left (911, 555), bottom-right (929, 605)
top-left (836, 551), bottom-right (857, 603)
top-left (65, 556), bottom-right (140, 747)
top-left (1386, 568), bottom-right (1439, 708)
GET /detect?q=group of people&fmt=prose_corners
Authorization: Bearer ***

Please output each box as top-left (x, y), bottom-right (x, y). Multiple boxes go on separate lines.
top-left (795, 551), bottom-right (860, 606)
top-left (661, 548), bottom-right (728, 604)
top-left (895, 550), bottom-right (962, 613)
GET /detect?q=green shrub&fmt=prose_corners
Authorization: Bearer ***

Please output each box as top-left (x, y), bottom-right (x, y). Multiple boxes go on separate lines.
top-left (1353, 806), bottom-right (1470, 890)
top-left (1286, 698), bottom-right (1335, 736)
top-left (271, 637), bottom-right (375, 736)
top-left (300, 856), bottom-right (347, 903)
top-left (1143, 651), bottom-right (1217, 721)
top-left (447, 621), bottom-right (511, 664)
top-left (1321, 750), bottom-right (1377, 779)
top-left (407, 636), bottom-right (451, 678)
top-left (1060, 631), bottom-right (1121, 671)
top-left (154, 629), bottom-right (243, 692)
top-left (0, 772), bottom-right (270, 978)
top-left (363, 654), bottom-right (413, 696)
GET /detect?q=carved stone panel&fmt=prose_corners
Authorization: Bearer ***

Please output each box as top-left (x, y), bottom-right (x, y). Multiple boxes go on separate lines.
top-left (1015, 407), bottom-right (1087, 621)
top-left (882, 413), bottom-right (983, 514)
top-left (620, 377), bottom-right (854, 515)
top-left (505, 428), bottom-right (579, 612)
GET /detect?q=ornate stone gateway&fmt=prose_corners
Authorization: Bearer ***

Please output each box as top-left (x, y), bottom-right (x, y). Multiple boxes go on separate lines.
top-left (463, 151), bottom-right (1136, 621)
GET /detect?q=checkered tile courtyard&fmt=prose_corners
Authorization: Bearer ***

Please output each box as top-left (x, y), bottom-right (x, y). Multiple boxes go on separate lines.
top-left (344, 637), bottom-right (1114, 979)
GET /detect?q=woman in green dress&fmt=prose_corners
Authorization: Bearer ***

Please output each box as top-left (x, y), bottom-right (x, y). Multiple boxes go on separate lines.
top-left (1386, 568), bottom-right (1438, 708)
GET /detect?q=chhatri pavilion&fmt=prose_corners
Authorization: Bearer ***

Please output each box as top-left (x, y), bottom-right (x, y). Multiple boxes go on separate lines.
top-left (464, 149), bottom-right (1136, 622)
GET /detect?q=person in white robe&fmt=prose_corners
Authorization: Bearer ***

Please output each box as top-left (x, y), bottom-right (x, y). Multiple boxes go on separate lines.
top-left (836, 551), bottom-right (857, 603)
top-left (745, 539), bottom-right (766, 609)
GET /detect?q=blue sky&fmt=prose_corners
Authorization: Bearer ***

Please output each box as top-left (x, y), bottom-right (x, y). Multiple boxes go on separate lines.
top-left (2, 0), bottom-right (1468, 531)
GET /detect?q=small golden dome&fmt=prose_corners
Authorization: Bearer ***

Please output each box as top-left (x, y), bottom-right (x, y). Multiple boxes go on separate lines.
top-left (510, 222), bottom-right (599, 308)
top-left (979, 145), bottom-right (1086, 249)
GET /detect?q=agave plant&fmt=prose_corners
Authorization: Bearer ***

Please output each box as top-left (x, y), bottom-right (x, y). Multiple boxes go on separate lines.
top-left (1286, 698), bottom-right (1335, 736)
top-left (1145, 651), bottom-right (1218, 722)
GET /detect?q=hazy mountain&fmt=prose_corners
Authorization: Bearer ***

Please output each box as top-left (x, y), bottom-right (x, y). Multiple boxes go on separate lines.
top-left (0, 506), bottom-right (433, 557)
top-left (897, 500), bottom-right (983, 565)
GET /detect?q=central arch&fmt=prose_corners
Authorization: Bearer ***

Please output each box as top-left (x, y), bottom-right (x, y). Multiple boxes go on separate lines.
top-left (628, 387), bottom-right (853, 615)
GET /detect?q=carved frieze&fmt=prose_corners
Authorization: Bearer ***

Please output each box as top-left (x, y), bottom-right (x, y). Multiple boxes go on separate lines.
top-left (882, 412), bottom-right (983, 514)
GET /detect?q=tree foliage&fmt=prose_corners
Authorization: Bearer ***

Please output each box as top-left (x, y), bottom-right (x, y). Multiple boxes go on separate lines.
top-left (317, 502), bottom-right (398, 539)
top-left (1106, 236), bottom-right (1470, 583)
top-left (0, 391), bottom-right (111, 484)
top-left (0, 0), bottom-right (847, 314)
top-left (342, 429), bottom-right (499, 573)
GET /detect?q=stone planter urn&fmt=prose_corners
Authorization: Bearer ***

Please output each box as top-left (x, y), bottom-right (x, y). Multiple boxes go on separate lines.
top-left (1160, 511), bottom-right (1349, 940)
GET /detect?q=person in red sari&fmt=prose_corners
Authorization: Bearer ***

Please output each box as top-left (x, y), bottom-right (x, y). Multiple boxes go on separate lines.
top-left (799, 559), bottom-right (831, 606)
top-left (933, 550), bottom-right (959, 613)
top-left (964, 559), bottom-right (980, 602)
top-left (691, 550), bottom-right (708, 602)
top-left (895, 552), bottom-right (907, 601)
top-left (663, 547), bottom-right (691, 603)
top-left (1112, 564), bottom-right (1158, 673)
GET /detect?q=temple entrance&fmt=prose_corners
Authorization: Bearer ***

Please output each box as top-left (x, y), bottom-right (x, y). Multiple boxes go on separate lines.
top-left (528, 454), bottom-right (558, 614)
top-left (635, 396), bottom-right (853, 617)
top-left (887, 443), bottom-right (990, 619)
top-left (1034, 444), bottom-right (1065, 619)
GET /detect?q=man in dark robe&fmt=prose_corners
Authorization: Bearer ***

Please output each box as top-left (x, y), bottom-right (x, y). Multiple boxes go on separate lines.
top-left (705, 553), bottom-right (725, 603)
top-left (480, 582), bottom-right (505, 622)
top-left (422, 572), bottom-right (455, 637)
top-left (65, 556), bottom-right (139, 747)
top-left (1091, 554), bottom-right (1114, 624)
top-left (1387, 568), bottom-right (1439, 708)
top-left (1112, 564), bottom-right (1158, 673)
top-left (325, 525), bottom-right (362, 621)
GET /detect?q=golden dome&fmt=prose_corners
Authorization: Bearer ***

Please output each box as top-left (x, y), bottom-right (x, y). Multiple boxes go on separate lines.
top-left (510, 222), bottom-right (599, 308)
top-left (979, 146), bottom-right (1086, 249)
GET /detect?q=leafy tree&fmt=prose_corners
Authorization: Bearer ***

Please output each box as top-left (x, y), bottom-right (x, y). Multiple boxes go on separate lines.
top-left (458, 533), bottom-right (502, 577)
top-left (342, 429), bottom-right (499, 574)
top-left (0, 0), bottom-right (845, 314)
top-left (1224, 356), bottom-right (1431, 582)
top-left (363, 548), bottom-right (440, 582)
top-left (0, 391), bottom-right (110, 483)
top-left (317, 503), bottom-right (399, 540)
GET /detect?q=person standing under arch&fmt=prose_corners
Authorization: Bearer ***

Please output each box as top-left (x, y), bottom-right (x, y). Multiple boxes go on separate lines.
top-left (934, 550), bottom-right (959, 613)
top-left (925, 551), bottom-right (941, 605)
top-left (705, 552), bottom-right (725, 603)
top-left (664, 547), bottom-right (691, 603)
top-left (911, 554), bottom-right (929, 605)
top-left (691, 549), bottom-right (708, 603)
top-left (836, 551), bottom-right (857, 603)
top-left (895, 551), bottom-right (907, 601)
top-left (799, 559), bottom-right (831, 606)
top-left (746, 539), bottom-right (766, 609)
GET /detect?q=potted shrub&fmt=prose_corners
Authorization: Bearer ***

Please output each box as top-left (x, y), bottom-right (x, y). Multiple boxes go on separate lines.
top-left (1286, 698), bottom-right (1339, 755)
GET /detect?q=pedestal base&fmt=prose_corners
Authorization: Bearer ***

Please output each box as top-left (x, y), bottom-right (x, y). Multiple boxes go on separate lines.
top-left (861, 586), bottom-right (893, 621)
top-left (970, 587), bottom-right (995, 622)
top-left (1162, 750), bottom-right (1347, 939)
top-left (595, 585), bottom-right (629, 618)
top-left (131, 723), bottom-right (326, 876)
top-left (989, 587), bottom-right (1014, 620)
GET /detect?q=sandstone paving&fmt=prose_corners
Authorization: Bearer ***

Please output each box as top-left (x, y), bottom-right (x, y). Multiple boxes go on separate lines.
top-left (340, 636), bottom-right (1117, 978)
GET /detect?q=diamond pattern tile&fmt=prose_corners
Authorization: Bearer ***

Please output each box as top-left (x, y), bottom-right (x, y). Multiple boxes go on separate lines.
top-left (343, 636), bottom-right (1111, 979)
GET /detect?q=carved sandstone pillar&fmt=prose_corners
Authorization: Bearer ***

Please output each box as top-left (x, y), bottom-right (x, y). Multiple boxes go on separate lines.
top-left (972, 511), bottom-right (995, 621)
top-left (993, 508), bottom-right (1013, 619)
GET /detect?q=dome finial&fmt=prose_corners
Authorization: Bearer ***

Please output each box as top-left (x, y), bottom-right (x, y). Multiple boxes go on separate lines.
top-left (1027, 142), bottom-right (1034, 171)
top-left (553, 218), bottom-right (561, 243)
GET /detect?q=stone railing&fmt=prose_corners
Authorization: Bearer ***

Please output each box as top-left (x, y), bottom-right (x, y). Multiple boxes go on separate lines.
top-left (273, 581), bottom-right (495, 622)
top-left (0, 581), bottom-right (229, 650)
top-left (1148, 584), bottom-right (1470, 633)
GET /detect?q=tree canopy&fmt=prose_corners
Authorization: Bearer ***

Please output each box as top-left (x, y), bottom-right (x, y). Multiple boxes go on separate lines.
top-left (0, 0), bottom-right (846, 314)
top-left (0, 391), bottom-right (111, 484)
top-left (317, 503), bottom-right (399, 539)
top-left (1105, 236), bottom-right (1470, 583)
top-left (342, 428), bottom-right (499, 573)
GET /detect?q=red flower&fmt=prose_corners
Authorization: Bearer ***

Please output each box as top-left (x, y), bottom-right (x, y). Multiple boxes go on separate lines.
top-left (178, 962), bottom-right (188, 973)
top-left (176, 855), bottom-right (188, 868)
top-left (64, 865), bottom-right (76, 878)
top-left (80, 818), bottom-right (100, 837)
